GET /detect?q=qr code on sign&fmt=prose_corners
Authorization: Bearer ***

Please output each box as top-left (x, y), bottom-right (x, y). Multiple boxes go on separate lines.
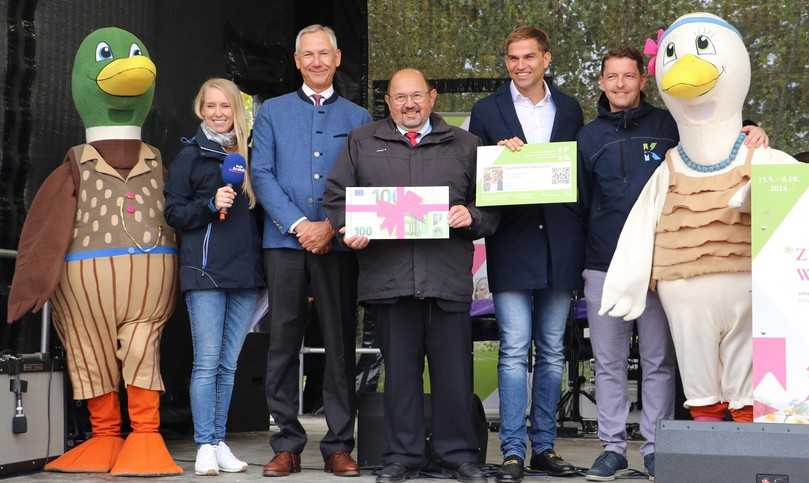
top-left (551, 167), bottom-right (570, 185)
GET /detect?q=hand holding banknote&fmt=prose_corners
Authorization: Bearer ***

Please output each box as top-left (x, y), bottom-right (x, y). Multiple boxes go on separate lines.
top-left (340, 226), bottom-right (370, 250)
top-left (448, 205), bottom-right (472, 228)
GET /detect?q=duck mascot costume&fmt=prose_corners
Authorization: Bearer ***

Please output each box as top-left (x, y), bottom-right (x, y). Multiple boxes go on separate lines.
top-left (7, 27), bottom-right (182, 476)
top-left (599, 13), bottom-right (798, 422)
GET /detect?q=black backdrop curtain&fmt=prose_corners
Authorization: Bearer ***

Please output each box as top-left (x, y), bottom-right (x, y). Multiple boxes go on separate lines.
top-left (0, 0), bottom-right (368, 417)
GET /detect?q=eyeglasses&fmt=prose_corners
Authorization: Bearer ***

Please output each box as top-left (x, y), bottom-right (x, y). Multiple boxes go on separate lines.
top-left (388, 91), bottom-right (428, 105)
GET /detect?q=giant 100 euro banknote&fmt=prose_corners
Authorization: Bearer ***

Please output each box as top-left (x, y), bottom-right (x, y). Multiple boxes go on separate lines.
top-left (345, 186), bottom-right (449, 239)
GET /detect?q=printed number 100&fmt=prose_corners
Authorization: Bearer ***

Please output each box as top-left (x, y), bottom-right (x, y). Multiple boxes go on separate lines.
top-left (371, 188), bottom-right (395, 203)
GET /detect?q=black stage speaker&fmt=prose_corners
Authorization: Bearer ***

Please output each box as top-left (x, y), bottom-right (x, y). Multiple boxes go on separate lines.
top-left (226, 332), bottom-right (269, 432)
top-left (0, 356), bottom-right (66, 476)
top-left (357, 392), bottom-right (488, 467)
top-left (656, 420), bottom-right (809, 483)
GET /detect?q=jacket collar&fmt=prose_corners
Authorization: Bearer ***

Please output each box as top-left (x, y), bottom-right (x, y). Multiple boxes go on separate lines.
top-left (296, 88), bottom-right (340, 106)
top-left (495, 77), bottom-right (564, 142)
top-left (191, 127), bottom-right (228, 159)
top-left (596, 92), bottom-right (654, 130)
top-left (78, 142), bottom-right (156, 181)
top-left (301, 83), bottom-right (335, 101)
top-left (494, 82), bottom-right (527, 142)
top-left (374, 113), bottom-right (454, 146)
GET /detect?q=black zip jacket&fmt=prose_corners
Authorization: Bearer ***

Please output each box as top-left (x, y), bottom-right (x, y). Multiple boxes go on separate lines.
top-left (164, 128), bottom-right (264, 292)
top-left (324, 115), bottom-right (498, 303)
top-left (577, 93), bottom-right (678, 271)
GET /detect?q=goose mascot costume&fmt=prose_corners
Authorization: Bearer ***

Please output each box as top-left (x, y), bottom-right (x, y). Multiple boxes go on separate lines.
top-left (599, 13), bottom-right (798, 422)
top-left (7, 27), bottom-right (182, 475)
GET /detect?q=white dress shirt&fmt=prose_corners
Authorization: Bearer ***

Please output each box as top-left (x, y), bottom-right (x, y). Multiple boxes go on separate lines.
top-left (510, 80), bottom-right (556, 144)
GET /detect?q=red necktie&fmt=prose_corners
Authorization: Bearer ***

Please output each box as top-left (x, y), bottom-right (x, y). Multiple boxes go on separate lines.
top-left (312, 94), bottom-right (322, 106)
top-left (405, 131), bottom-right (419, 146)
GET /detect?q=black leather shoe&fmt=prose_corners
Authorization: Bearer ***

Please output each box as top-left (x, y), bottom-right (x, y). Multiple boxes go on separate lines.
top-left (450, 462), bottom-right (487, 483)
top-left (529, 449), bottom-right (577, 476)
top-left (495, 456), bottom-right (524, 483)
top-left (377, 462), bottom-right (417, 483)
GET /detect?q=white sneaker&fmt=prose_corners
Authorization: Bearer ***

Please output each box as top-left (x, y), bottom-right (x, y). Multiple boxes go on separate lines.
top-left (195, 443), bottom-right (219, 476)
top-left (216, 441), bottom-right (248, 473)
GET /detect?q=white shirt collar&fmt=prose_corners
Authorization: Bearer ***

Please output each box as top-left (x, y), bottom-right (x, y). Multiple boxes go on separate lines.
top-left (302, 83), bottom-right (335, 103)
top-left (510, 80), bottom-right (552, 106)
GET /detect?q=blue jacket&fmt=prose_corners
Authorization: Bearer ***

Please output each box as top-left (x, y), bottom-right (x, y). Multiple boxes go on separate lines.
top-left (251, 89), bottom-right (371, 249)
top-left (469, 80), bottom-right (585, 292)
top-left (577, 93), bottom-right (678, 271)
top-left (164, 128), bottom-right (265, 292)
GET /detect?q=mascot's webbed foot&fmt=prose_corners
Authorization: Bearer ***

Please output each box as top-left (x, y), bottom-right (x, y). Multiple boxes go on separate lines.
top-left (109, 432), bottom-right (183, 476)
top-left (109, 385), bottom-right (182, 476)
top-left (44, 436), bottom-right (124, 473)
top-left (45, 391), bottom-right (123, 473)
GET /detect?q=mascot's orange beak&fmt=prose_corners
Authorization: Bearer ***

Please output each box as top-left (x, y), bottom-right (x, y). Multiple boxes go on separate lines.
top-left (660, 54), bottom-right (720, 99)
top-left (96, 56), bottom-right (156, 96)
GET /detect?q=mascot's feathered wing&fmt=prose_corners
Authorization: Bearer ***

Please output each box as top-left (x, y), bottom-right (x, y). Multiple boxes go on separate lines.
top-left (599, 13), bottom-right (798, 422)
top-left (8, 27), bottom-right (182, 476)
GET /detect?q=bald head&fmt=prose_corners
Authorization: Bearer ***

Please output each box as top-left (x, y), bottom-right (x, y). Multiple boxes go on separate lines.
top-left (388, 68), bottom-right (430, 94)
top-left (385, 68), bottom-right (437, 131)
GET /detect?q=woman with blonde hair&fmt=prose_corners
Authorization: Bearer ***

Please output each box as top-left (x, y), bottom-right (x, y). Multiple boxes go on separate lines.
top-left (165, 78), bottom-right (264, 475)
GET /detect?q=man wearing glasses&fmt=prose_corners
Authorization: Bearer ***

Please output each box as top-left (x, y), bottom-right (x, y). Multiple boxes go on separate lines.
top-left (469, 26), bottom-right (585, 483)
top-left (325, 68), bottom-right (497, 483)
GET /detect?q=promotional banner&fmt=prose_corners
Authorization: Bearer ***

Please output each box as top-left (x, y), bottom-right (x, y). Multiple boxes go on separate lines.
top-left (751, 163), bottom-right (809, 423)
top-left (345, 186), bottom-right (449, 239)
top-left (476, 142), bottom-right (577, 206)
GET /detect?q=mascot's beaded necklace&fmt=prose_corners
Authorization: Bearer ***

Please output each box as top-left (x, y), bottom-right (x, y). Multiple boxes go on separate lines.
top-left (677, 132), bottom-right (746, 173)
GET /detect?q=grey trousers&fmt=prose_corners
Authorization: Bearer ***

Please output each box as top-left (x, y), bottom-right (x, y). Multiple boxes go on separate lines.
top-left (583, 269), bottom-right (676, 456)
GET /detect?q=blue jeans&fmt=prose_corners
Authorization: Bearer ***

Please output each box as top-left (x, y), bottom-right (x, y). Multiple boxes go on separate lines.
top-left (186, 288), bottom-right (258, 445)
top-left (494, 288), bottom-right (571, 459)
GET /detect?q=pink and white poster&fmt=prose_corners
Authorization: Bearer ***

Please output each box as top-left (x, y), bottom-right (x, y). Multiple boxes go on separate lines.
top-left (751, 164), bottom-right (809, 423)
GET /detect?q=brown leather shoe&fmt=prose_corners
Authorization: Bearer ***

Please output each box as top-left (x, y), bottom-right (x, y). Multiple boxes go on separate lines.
top-left (325, 451), bottom-right (360, 477)
top-left (263, 452), bottom-right (301, 477)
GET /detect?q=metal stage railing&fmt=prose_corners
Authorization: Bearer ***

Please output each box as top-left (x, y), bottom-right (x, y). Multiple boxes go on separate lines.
top-left (297, 346), bottom-right (381, 415)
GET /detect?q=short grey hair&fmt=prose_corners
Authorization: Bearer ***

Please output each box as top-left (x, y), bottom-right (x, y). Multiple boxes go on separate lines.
top-left (295, 24), bottom-right (338, 52)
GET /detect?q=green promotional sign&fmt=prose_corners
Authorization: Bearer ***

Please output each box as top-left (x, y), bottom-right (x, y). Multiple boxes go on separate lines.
top-left (476, 142), bottom-right (577, 206)
top-left (751, 165), bottom-right (809, 258)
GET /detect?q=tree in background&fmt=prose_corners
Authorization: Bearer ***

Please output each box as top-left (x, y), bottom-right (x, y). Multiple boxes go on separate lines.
top-left (368, 0), bottom-right (809, 154)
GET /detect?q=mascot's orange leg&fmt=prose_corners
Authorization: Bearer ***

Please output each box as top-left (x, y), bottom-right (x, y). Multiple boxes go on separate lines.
top-left (45, 392), bottom-right (124, 473)
top-left (690, 402), bottom-right (728, 422)
top-left (110, 385), bottom-right (182, 476)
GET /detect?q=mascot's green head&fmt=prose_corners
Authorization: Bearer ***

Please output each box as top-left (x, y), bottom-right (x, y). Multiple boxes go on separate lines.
top-left (71, 27), bottom-right (156, 129)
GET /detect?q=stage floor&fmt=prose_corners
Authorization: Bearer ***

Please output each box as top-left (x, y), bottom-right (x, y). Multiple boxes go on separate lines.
top-left (7, 416), bottom-right (653, 482)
